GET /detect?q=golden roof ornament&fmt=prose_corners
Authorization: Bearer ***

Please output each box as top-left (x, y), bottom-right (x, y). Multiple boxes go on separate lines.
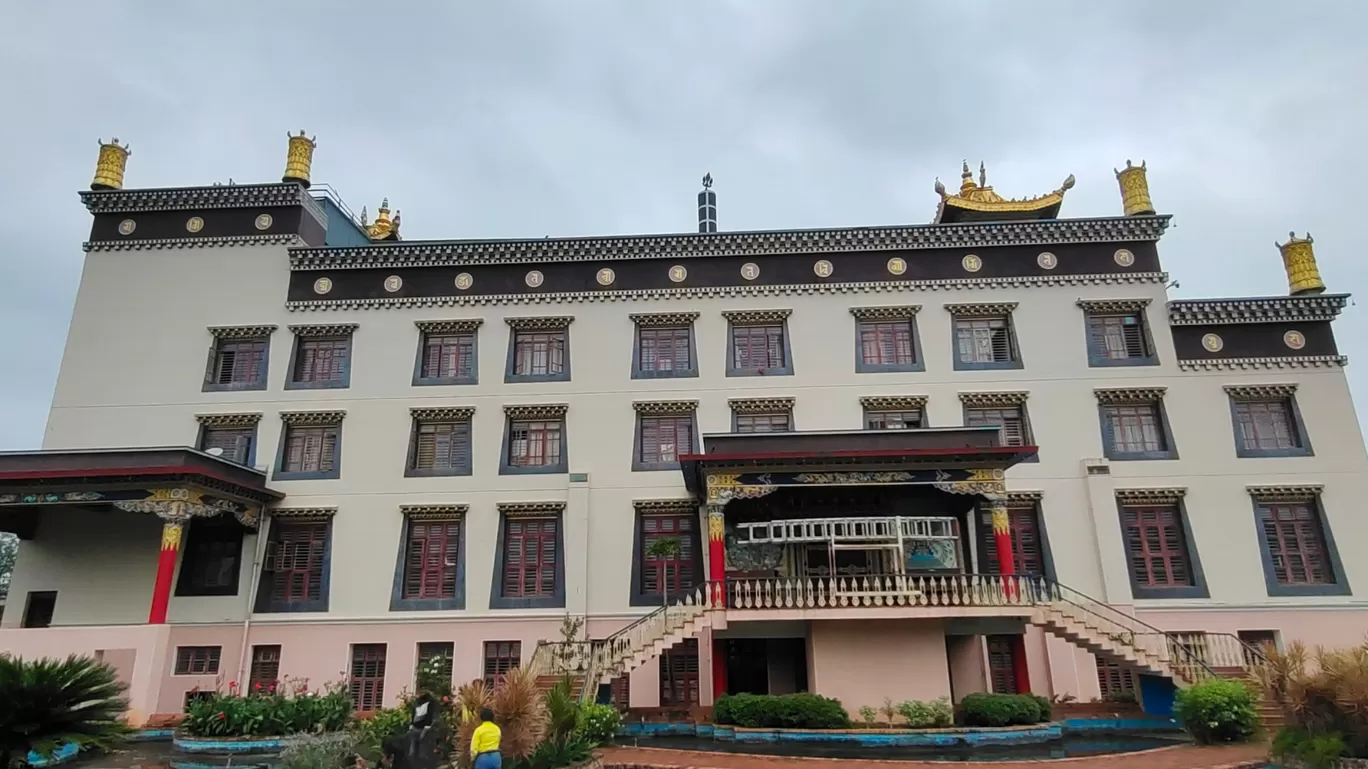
top-left (1277, 232), bottom-right (1325, 296)
top-left (1115, 159), bottom-right (1155, 216)
top-left (283, 130), bottom-right (317, 188)
top-left (91, 138), bottom-right (131, 191)
top-left (364, 197), bottom-right (401, 241)
top-left (933, 161), bottom-right (1074, 224)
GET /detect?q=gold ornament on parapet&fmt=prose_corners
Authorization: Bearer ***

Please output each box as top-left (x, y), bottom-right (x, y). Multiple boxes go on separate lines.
top-left (1037, 252), bottom-right (1057, 270)
top-left (160, 522), bottom-right (184, 551)
top-left (255, 213), bottom-right (274, 231)
top-left (705, 473), bottom-right (777, 504)
top-left (962, 254), bottom-right (982, 273)
top-left (92, 138), bottom-right (131, 191)
top-left (1113, 249), bottom-right (1135, 267)
top-left (931, 468), bottom-right (1006, 497)
top-left (1277, 232), bottom-right (1325, 296)
top-left (283, 130), bottom-right (317, 186)
top-left (118, 219), bottom-right (137, 236)
top-left (597, 268), bottom-right (616, 286)
top-left (313, 277), bottom-right (333, 295)
top-left (1114, 160), bottom-right (1155, 217)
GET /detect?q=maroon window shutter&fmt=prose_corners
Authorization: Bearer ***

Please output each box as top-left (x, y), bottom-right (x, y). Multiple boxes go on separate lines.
top-left (1260, 502), bottom-right (1333, 585)
top-left (986, 636), bottom-right (1017, 694)
top-left (349, 644), bottom-right (387, 711)
top-left (248, 645), bottom-right (281, 692)
top-left (1122, 505), bottom-right (1192, 587)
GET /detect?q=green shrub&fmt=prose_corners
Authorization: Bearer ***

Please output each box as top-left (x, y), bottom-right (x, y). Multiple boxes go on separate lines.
top-left (857, 706), bottom-right (877, 727)
top-left (713, 693), bottom-right (850, 729)
top-left (897, 698), bottom-right (953, 728)
top-left (1271, 726), bottom-right (1348, 769)
top-left (348, 707), bottom-right (410, 764)
top-left (1174, 678), bottom-right (1260, 744)
top-left (1029, 694), bottom-right (1052, 721)
top-left (181, 680), bottom-right (352, 738)
top-left (578, 704), bottom-right (622, 746)
top-left (957, 693), bottom-right (1044, 727)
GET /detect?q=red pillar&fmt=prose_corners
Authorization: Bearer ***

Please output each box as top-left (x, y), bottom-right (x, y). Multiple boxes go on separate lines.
top-left (990, 503), bottom-right (1031, 693)
top-left (148, 519), bottom-right (184, 625)
top-left (706, 505), bottom-right (728, 700)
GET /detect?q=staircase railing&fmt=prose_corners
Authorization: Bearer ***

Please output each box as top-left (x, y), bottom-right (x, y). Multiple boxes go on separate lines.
top-left (588, 586), bottom-right (712, 684)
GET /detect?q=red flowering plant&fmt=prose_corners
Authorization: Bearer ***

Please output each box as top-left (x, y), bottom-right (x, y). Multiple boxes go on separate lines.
top-left (181, 677), bottom-right (352, 738)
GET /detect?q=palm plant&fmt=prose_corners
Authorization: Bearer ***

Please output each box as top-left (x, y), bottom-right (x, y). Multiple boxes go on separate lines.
top-left (646, 537), bottom-right (682, 607)
top-left (0, 654), bottom-right (132, 769)
top-left (453, 678), bottom-right (492, 768)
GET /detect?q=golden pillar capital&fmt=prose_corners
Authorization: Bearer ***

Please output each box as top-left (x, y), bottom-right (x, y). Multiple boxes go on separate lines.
top-left (92, 138), bottom-right (130, 191)
top-left (1114, 159), bottom-right (1154, 216)
top-left (283, 130), bottom-right (317, 187)
top-left (1278, 232), bottom-right (1326, 296)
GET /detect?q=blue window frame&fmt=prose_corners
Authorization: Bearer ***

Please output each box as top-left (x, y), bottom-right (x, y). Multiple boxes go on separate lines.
top-left (852, 308), bottom-right (924, 374)
top-left (1097, 393), bottom-right (1178, 461)
top-left (203, 327), bottom-right (275, 392)
top-left (286, 329), bottom-right (355, 390)
top-left (390, 509), bottom-right (466, 611)
top-left (1083, 310), bottom-right (1158, 367)
top-left (255, 515), bottom-right (333, 613)
top-left (413, 320), bottom-right (481, 386)
top-left (632, 320), bottom-right (699, 379)
top-left (724, 310), bottom-right (794, 377)
top-left (273, 413), bottom-right (345, 480)
top-left (1227, 387), bottom-right (1313, 458)
top-left (505, 318), bottom-right (573, 383)
top-left (951, 311), bottom-right (1023, 371)
top-left (1251, 495), bottom-right (1349, 597)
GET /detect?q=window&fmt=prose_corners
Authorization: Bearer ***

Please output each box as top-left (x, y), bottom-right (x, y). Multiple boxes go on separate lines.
top-left (1096, 659), bottom-right (1137, 701)
top-left (635, 324), bottom-right (697, 379)
top-left (483, 641), bottom-right (521, 688)
top-left (505, 318), bottom-right (573, 383)
top-left (659, 639), bottom-right (700, 707)
top-left (402, 519), bottom-right (461, 601)
top-left (632, 506), bottom-right (702, 606)
top-left (1227, 386), bottom-right (1311, 458)
top-left (21, 591), bottom-right (56, 629)
top-left (986, 636), bottom-right (1018, 694)
top-left (1255, 500), bottom-right (1345, 595)
top-left (500, 405), bottom-right (568, 475)
top-left (248, 645), bottom-right (281, 693)
top-left (1084, 310), bottom-right (1155, 366)
top-left (417, 642), bottom-right (455, 691)
top-left (731, 400), bottom-right (795, 433)
top-left (948, 305), bottom-right (1020, 370)
top-left (966, 405), bottom-right (1030, 447)
top-left (866, 410), bottom-right (922, 430)
top-left (978, 502), bottom-right (1049, 577)
top-left (175, 516), bottom-right (244, 597)
top-left (633, 406), bottom-right (697, 471)
top-left (203, 329), bottom-right (271, 392)
top-left (851, 307), bottom-right (923, 373)
top-left (501, 517), bottom-right (558, 599)
top-left (1116, 493), bottom-right (1207, 599)
top-left (275, 412), bottom-right (345, 480)
top-left (1099, 390), bottom-right (1176, 460)
top-left (258, 517), bottom-right (331, 613)
top-left (174, 646), bottom-right (222, 675)
top-left (199, 425), bottom-right (255, 466)
top-left (407, 408), bottom-right (474, 476)
top-left (287, 325), bottom-right (357, 390)
top-left (724, 310), bottom-right (794, 377)
top-left (735, 413), bottom-right (790, 433)
top-left (414, 320), bottom-right (480, 385)
top-left (1239, 631), bottom-right (1278, 665)
top-left (350, 644), bottom-right (387, 711)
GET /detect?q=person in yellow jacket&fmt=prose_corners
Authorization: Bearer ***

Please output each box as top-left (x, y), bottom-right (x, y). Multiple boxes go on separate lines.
top-left (470, 707), bottom-right (502, 769)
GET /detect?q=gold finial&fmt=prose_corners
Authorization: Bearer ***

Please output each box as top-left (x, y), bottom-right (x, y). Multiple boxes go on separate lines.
top-left (960, 160), bottom-right (976, 194)
top-left (1114, 159), bottom-right (1155, 216)
top-left (91, 138), bottom-right (131, 191)
top-left (283, 130), bottom-right (317, 188)
top-left (365, 198), bottom-right (400, 240)
top-left (1277, 232), bottom-right (1325, 295)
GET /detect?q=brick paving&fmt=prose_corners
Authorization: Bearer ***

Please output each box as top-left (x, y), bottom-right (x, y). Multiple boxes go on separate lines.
top-left (599, 742), bottom-right (1271, 768)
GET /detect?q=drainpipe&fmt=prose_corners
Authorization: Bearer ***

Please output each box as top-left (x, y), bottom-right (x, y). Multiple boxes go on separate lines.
top-left (235, 513), bottom-right (271, 687)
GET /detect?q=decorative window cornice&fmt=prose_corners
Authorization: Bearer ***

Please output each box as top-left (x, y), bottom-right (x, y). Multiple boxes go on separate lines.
top-left (629, 311), bottom-right (700, 327)
top-left (722, 309), bottom-right (792, 325)
top-left (289, 323), bottom-right (358, 337)
top-left (504, 403), bottom-right (569, 420)
top-left (959, 391), bottom-right (1029, 408)
top-left (1006, 490), bottom-right (1044, 504)
top-left (1223, 384), bottom-right (1298, 400)
top-left (505, 316), bottom-right (574, 331)
top-left (497, 501), bottom-right (566, 517)
top-left (288, 215), bottom-right (1171, 271)
top-left (415, 319), bottom-right (484, 334)
top-left (196, 413), bottom-right (262, 428)
top-left (1094, 387), bottom-right (1166, 404)
top-left (860, 395), bottom-right (928, 411)
top-left (1077, 298), bottom-right (1151, 314)
top-left (944, 301), bottom-right (1018, 317)
top-left (87, 234), bottom-right (306, 252)
top-left (1177, 356), bottom-right (1348, 371)
top-left (632, 400), bottom-right (699, 415)
top-left (285, 272), bottom-right (1171, 311)
top-left (411, 407), bottom-right (476, 422)
top-left (82, 182), bottom-right (320, 216)
top-left (1168, 294), bottom-right (1349, 326)
top-left (208, 324), bottom-right (278, 339)
top-left (399, 504), bottom-right (468, 521)
top-left (1247, 485), bottom-right (1323, 502)
top-left (1115, 488), bottom-right (1187, 506)
top-left (269, 506), bottom-right (337, 520)
top-left (850, 305), bottom-right (921, 321)
top-left (728, 397), bottom-right (795, 414)
top-left (279, 410), bottom-right (346, 426)
top-left (633, 499), bottom-right (699, 514)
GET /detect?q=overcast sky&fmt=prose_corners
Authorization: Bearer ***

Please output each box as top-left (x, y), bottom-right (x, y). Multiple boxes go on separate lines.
top-left (0, 2), bottom-right (1365, 450)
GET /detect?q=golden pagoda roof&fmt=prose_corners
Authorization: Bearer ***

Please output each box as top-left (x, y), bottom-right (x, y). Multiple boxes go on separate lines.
top-left (933, 161), bottom-right (1075, 224)
top-left (360, 197), bottom-right (401, 241)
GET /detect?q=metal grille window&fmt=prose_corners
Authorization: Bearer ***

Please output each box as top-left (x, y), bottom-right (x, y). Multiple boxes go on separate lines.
top-left (731, 325), bottom-right (786, 370)
top-left (176, 517), bottom-right (243, 596)
top-left (200, 427), bottom-right (253, 465)
top-left (639, 415), bottom-right (694, 465)
top-left (207, 338), bottom-right (267, 386)
top-left (1086, 313), bottom-right (1150, 361)
top-left (966, 406), bottom-right (1027, 447)
top-left (483, 641), bottom-right (521, 688)
top-left (293, 338), bottom-right (350, 384)
top-left (659, 638), bottom-right (700, 707)
top-left (1234, 400), bottom-right (1300, 451)
top-left (638, 327), bottom-right (692, 373)
top-left (420, 333), bottom-right (475, 380)
top-left (508, 419), bottom-right (563, 467)
top-left (986, 636), bottom-right (1017, 694)
top-left (1096, 659), bottom-right (1137, 700)
top-left (402, 519), bottom-right (460, 600)
top-left (249, 645), bottom-right (281, 693)
top-left (955, 317), bottom-right (1014, 364)
top-left (263, 520), bottom-right (329, 605)
top-left (349, 644), bottom-right (387, 711)
top-left (512, 331), bottom-right (565, 376)
top-left (282, 426), bottom-right (340, 474)
top-left (501, 517), bottom-right (558, 598)
top-left (978, 505), bottom-right (1046, 576)
top-left (735, 413), bottom-right (790, 433)
top-left (1259, 502), bottom-right (1334, 585)
top-left (1103, 403), bottom-right (1167, 454)
top-left (866, 410), bottom-right (922, 430)
top-left (411, 421), bottom-right (472, 473)
top-left (174, 646), bottom-right (221, 675)
top-left (859, 320), bottom-right (916, 366)
top-left (1121, 505), bottom-right (1193, 587)
top-left (640, 512), bottom-right (699, 595)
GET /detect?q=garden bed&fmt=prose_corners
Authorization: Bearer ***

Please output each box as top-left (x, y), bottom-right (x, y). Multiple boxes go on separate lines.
top-left (172, 734), bottom-right (288, 754)
top-left (618, 716), bottom-right (1182, 746)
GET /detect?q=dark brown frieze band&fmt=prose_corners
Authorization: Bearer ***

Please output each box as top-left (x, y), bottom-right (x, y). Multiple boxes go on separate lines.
top-left (1168, 294), bottom-right (1349, 325)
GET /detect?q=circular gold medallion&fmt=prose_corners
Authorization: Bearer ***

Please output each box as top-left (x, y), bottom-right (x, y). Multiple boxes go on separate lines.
top-left (525, 270), bottom-right (544, 288)
top-left (1114, 248), bottom-right (1135, 267)
top-left (313, 277), bottom-right (333, 295)
top-left (668, 265), bottom-right (688, 283)
top-left (740, 262), bottom-right (760, 281)
top-left (384, 275), bottom-right (403, 293)
top-left (1284, 330), bottom-right (1306, 350)
top-left (596, 268), bottom-right (616, 286)
top-left (455, 273), bottom-right (474, 291)
top-left (813, 259), bottom-right (834, 278)
top-left (887, 257), bottom-right (907, 276)
top-left (1037, 252), bottom-right (1058, 269)
top-left (1201, 333), bottom-right (1224, 352)
top-left (186, 216), bottom-right (205, 233)
top-left (255, 214), bottom-right (274, 231)
top-left (962, 254), bottom-right (983, 273)
top-left (118, 219), bottom-right (136, 236)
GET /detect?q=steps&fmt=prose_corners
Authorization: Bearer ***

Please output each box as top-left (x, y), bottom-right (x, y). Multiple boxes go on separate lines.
top-left (1213, 666), bottom-right (1284, 731)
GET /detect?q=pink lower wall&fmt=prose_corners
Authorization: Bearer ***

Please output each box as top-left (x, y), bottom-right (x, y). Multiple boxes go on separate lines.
top-left (1137, 608), bottom-right (1368, 650)
top-left (946, 634), bottom-right (987, 702)
top-left (0, 624), bottom-right (170, 724)
top-left (808, 618), bottom-right (949, 712)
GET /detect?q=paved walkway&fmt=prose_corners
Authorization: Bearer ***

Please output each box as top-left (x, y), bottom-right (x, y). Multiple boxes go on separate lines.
top-left (599, 742), bottom-right (1271, 768)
